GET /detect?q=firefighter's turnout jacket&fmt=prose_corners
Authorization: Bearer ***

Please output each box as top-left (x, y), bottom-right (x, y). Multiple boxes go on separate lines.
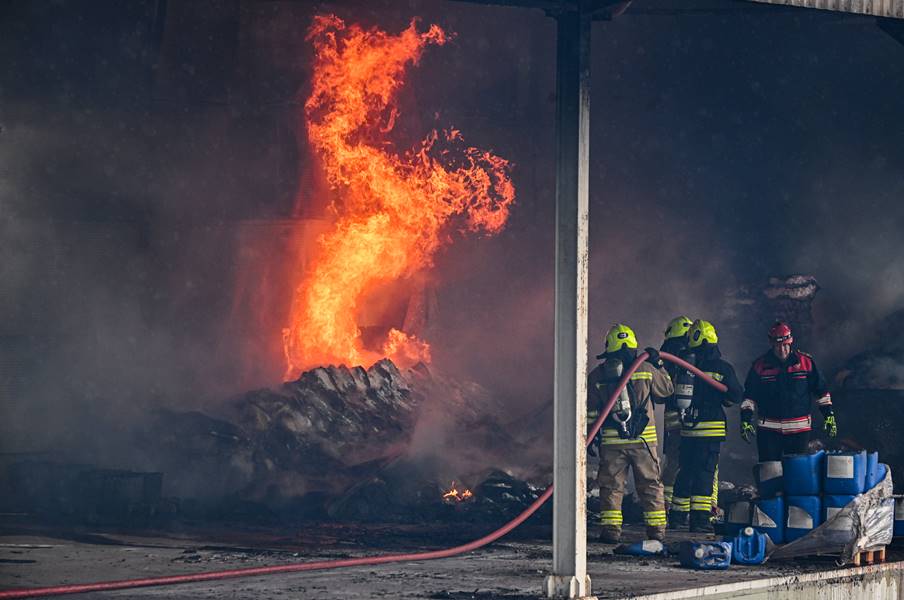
top-left (671, 344), bottom-right (742, 517)
top-left (680, 345), bottom-right (744, 440)
top-left (588, 349), bottom-right (674, 535)
top-left (742, 349), bottom-right (832, 435)
top-left (587, 352), bottom-right (674, 448)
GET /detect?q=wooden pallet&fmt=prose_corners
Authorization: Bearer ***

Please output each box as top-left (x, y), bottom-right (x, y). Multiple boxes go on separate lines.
top-left (853, 546), bottom-right (886, 566)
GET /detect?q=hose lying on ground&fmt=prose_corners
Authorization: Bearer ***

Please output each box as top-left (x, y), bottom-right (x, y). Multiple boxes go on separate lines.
top-left (0, 351), bottom-right (725, 599)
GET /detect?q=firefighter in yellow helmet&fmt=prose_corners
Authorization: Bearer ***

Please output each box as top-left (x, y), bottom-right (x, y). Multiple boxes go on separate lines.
top-left (658, 316), bottom-right (693, 509)
top-left (587, 323), bottom-right (674, 543)
top-left (668, 320), bottom-right (743, 533)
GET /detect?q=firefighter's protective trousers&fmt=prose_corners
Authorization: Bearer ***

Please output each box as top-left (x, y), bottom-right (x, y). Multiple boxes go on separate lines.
top-left (666, 419), bottom-right (723, 509)
top-left (671, 438), bottom-right (721, 518)
top-left (757, 428), bottom-right (809, 461)
top-left (597, 441), bottom-right (667, 534)
top-left (661, 426), bottom-right (681, 506)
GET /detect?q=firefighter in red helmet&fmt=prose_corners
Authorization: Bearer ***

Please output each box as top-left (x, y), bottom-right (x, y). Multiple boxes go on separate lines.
top-left (741, 321), bottom-right (837, 461)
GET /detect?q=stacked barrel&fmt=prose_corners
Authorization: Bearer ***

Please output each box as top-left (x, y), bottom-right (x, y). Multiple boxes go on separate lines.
top-left (725, 450), bottom-right (892, 546)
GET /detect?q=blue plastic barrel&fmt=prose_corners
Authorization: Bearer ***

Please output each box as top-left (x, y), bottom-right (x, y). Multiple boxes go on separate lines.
top-left (731, 527), bottom-right (768, 565)
top-left (823, 494), bottom-right (857, 544)
top-left (864, 453), bottom-right (886, 490)
top-left (823, 494), bottom-right (857, 521)
top-left (755, 461), bottom-right (783, 498)
top-left (783, 451), bottom-right (824, 495)
top-left (894, 497), bottom-right (904, 538)
top-left (724, 501), bottom-right (752, 538)
top-left (785, 495), bottom-right (822, 542)
top-left (823, 451), bottom-right (867, 495)
top-left (614, 540), bottom-right (665, 556)
top-left (678, 541), bottom-right (732, 570)
top-left (753, 496), bottom-right (785, 544)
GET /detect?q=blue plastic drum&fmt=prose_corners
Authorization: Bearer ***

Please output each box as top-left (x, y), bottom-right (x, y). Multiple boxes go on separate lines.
top-left (755, 461), bottom-right (783, 498)
top-left (731, 527), bottom-right (768, 565)
top-left (678, 541), bottom-right (732, 570)
top-left (785, 495), bottom-right (822, 542)
top-left (823, 494), bottom-right (857, 544)
top-left (783, 450), bottom-right (824, 496)
top-left (753, 496), bottom-right (785, 544)
top-left (864, 452), bottom-right (886, 490)
top-left (823, 451), bottom-right (867, 495)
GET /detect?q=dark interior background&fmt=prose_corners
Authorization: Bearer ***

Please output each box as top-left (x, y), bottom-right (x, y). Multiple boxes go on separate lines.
top-left (2, 0), bottom-right (903, 473)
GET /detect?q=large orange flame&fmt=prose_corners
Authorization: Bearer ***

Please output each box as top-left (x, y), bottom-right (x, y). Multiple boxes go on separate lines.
top-left (282, 15), bottom-right (515, 378)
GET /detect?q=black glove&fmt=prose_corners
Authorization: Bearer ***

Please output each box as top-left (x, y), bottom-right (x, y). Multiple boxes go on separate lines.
top-left (644, 347), bottom-right (663, 367)
top-left (588, 430), bottom-right (602, 456)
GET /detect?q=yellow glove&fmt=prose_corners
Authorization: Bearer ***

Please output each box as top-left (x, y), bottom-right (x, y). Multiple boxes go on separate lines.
top-left (824, 415), bottom-right (837, 438)
top-left (740, 421), bottom-right (755, 443)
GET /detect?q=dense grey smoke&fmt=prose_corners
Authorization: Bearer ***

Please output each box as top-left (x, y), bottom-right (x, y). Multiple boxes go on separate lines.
top-left (2, 0), bottom-right (903, 489)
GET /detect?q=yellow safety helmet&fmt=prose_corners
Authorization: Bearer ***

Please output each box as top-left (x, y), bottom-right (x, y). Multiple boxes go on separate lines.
top-left (688, 319), bottom-right (718, 348)
top-left (604, 323), bottom-right (638, 353)
top-left (664, 316), bottom-right (693, 340)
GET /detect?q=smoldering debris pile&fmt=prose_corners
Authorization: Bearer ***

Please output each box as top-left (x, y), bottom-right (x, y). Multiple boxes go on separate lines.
top-left (831, 309), bottom-right (904, 492)
top-left (721, 274), bottom-right (820, 352)
top-left (133, 359), bottom-right (538, 519)
top-left (327, 468), bottom-right (545, 523)
top-left (834, 308), bottom-right (904, 391)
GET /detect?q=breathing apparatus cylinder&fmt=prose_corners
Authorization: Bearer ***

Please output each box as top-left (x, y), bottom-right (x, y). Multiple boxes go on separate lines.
top-left (602, 358), bottom-right (632, 434)
top-left (675, 352), bottom-right (695, 424)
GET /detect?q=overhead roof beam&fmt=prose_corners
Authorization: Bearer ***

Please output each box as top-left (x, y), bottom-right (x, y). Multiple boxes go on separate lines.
top-left (743, 0), bottom-right (904, 19)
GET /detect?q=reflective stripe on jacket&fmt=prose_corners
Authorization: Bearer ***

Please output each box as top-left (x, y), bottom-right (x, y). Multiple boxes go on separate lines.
top-left (680, 420), bottom-right (727, 438)
top-left (758, 415), bottom-right (812, 434)
top-left (600, 421), bottom-right (658, 446)
top-left (664, 410), bottom-right (682, 432)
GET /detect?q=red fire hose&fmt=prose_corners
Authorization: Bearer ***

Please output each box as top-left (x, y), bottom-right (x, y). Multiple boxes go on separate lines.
top-left (0, 351), bottom-right (726, 599)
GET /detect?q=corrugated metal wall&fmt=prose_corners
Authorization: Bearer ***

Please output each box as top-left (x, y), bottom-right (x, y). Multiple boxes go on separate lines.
top-left (745, 0), bottom-right (904, 19)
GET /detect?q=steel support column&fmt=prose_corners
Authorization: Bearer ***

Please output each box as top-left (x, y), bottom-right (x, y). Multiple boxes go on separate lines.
top-left (544, 6), bottom-right (593, 600)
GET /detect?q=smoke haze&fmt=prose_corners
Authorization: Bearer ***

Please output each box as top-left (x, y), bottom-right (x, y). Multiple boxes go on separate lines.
top-left (2, 1), bottom-right (904, 480)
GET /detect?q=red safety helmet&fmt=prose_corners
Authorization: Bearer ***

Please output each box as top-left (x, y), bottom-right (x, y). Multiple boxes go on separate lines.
top-left (768, 321), bottom-right (793, 345)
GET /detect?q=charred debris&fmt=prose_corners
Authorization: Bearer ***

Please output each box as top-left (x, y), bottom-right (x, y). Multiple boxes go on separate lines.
top-left (2, 360), bottom-right (546, 528)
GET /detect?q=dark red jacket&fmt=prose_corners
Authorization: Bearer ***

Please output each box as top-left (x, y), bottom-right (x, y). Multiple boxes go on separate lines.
top-left (742, 350), bottom-right (832, 432)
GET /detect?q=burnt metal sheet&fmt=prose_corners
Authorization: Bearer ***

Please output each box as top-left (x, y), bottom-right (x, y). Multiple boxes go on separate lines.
top-left (744, 0), bottom-right (904, 18)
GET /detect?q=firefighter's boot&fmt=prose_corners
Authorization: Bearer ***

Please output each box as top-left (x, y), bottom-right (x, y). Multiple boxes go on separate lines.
top-left (668, 510), bottom-right (688, 529)
top-left (646, 526), bottom-right (666, 541)
top-left (689, 510), bottom-right (714, 534)
top-left (598, 526), bottom-right (621, 544)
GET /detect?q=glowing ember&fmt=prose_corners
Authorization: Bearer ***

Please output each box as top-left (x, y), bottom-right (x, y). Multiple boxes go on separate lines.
top-left (282, 15), bottom-right (515, 379)
top-left (442, 482), bottom-right (474, 503)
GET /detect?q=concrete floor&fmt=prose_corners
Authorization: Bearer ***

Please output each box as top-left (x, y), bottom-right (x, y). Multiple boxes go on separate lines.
top-left (3, 523), bottom-right (899, 599)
